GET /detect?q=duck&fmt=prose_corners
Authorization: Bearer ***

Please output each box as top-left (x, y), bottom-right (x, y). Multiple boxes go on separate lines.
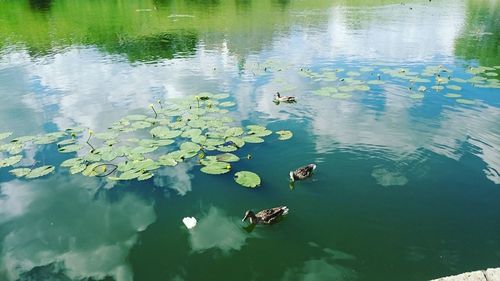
top-left (289, 164), bottom-right (316, 182)
top-left (274, 92), bottom-right (296, 103)
top-left (242, 206), bottom-right (289, 225)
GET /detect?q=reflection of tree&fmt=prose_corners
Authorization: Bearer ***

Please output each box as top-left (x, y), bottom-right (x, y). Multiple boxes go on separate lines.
top-left (107, 31), bottom-right (198, 62)
top-left (28, 0), bottom-right (52, 11)
top-left (454, 0), bottom-right (499, 66)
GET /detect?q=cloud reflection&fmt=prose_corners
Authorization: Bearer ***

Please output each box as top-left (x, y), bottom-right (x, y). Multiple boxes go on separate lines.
top-left (0, 176), bottom-right (156, 281)
top-left (188, 206), bottom-right (254, 254)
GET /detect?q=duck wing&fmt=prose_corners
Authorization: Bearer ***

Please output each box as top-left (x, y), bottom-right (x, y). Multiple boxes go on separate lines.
top-left (255, 206), bottom-right (289, 223)
top-left (294, 164), bottom-right (316, 178)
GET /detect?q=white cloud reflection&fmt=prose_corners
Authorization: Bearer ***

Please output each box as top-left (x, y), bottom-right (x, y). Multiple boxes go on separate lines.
top-left (0, 176), bottom-right (156, 281)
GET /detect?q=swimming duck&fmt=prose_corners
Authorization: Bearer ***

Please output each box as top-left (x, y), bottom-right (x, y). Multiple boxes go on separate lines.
top-left (242, 206), bottom-right (289, 224)
top-left (289, 164), bottom-right (317, 181)
top-left (274, 92), bottom-right (296, 103)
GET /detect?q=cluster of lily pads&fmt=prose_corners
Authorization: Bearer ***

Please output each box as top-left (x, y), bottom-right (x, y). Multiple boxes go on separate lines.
top-left (0, 93), bottom-right (293, 188)
top-left (299, 64), bottom-right (500, 104)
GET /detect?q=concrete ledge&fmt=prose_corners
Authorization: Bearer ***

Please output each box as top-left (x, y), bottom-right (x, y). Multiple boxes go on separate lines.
top-left (431, 268), bottom-right (500, 281)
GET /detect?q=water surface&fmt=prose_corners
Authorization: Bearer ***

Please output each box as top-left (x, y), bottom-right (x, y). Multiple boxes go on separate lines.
top-left (0, 0), bottom-right (499, 280)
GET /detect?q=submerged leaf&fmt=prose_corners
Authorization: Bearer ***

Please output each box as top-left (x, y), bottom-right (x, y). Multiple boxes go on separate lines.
top-left (234, 171), bottom-right (261, 188)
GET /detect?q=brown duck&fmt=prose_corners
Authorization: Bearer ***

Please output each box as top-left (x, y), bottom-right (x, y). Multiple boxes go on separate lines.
top-left (274, 92), bottom-right (296, 103)
top-left (242, 206), bottom-right (289, 225)
top-left (289, 164), bottom-right (317, 182)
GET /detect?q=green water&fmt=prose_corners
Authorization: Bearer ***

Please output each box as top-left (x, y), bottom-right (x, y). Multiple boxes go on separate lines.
top-left (1, 0), bottom-right (500, 280)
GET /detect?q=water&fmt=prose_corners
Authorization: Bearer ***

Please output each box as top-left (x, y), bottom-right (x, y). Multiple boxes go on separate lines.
top-left (0, 0), bottom-right (499, 280)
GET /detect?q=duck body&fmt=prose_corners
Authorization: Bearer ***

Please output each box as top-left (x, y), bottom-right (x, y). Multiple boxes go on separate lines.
top-left (242, 206), bottom-right (289, 225)
top-left (290, 164), bottom-right (316, 181)
top-left (274, 92), bottom-right (296, 103)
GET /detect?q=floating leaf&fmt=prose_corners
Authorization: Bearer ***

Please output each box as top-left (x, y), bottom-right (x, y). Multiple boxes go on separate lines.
top-left (70, 163), bottom-right (87, 174)
top-left (226, 137), bottom-right (245, 148)
top-left (213, 93), bottom-right (230, 99)
top-left (94, 132), bottom-right (118, 140)
top-left (445, 93), bottom-right (461, 98)
top-left (58, 144), bottom-right (82, 153)
top-left (150, 126), bottom-right (181, 139)
top-left (216, 153), bottom-right (240, 162)
top-left (418, 86), bottom-right (427, 92)
top-left (367, 80), bottom-right (385, 85)
top-left (181, 129), bottom-right (202, 138)
top-left (217, 145), bottom-right (238, 152)
top-left (180, 142), bottom-right (201, 153)
top-left (485, 72), bottom-right (498, 77)
top-left (251, 129), bottom-right (272, 137)
top-left (0, 155), bottom-right (23, 168)
top-left (331, 93), bottom-right (352, 99)
top-left (131, 145), bottom-right (158, 154)
top-left (234, 171), bottom-right (261, 188)
top-left (26, 165), bottom-right (55, 179)
top-left (200, 161), bottom-right (231, 174)
top-left (446, 85), bottom-right (462, 91)
top-left (409, 93), bottom-right (424, 99)
top-left (57, 139), bottom-right (77, 146)
top-left (456, 99), bottom-right (476, 105)
top-left (225, 127), bottom-right (244, 137)
top-left (61, 157), bottom-right (84, 167)
top-left (132, 121), bottom-right (152, 129)
top-left (219, 101), bottom-right (236, 107)
top-left (431, 86), bottom-right (444, 91)
top-left (276, 130), bottom-right (293, 140)
top-left (158, 155), bottom-right (178, 166)
top-left (138, 172), bottom-right (154, 181)
top-left (451, 78), bottom-right (467, 83)
top-left (0, 132), bottom-right (12, 140)
top-left (346, 71), bottom-right (361, 76)
top-left (9, 167), bottom-right (31, 178)
top-left (242, 135), bottom-right (264, 143)
top-left (126, 114), bottom-right (148, 121)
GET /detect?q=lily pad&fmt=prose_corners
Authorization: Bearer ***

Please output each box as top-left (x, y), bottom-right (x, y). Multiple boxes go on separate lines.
top-left (276, 130), bottom-right (293, 140)
top-left (331, 93), bottom-right (352, 99)
top-left (0, 132), bottom-right (12, 140)
top-left (0, 155), bottom-right (23, 168)
top-left (445, 93), bottom-right (461, 98)
top-left (225, 127), bottom-right (244, 137)
top-left (446, 85), bottom-right (462, 91)
top-left (409, 93), bottom-right (424, 99)
top-left (26, 165), bottom-right (55, 179)
top-left (234, 171), bottom-right (261, 188)
top-left (150, 127), bottom-right (181, 139)
top-left (216, 153), bottom-right (240, 162)
top-left (9, 167), bottom-right (31, 178)
top-left (180, 142), bottom-right (201, 153)
top-left (213, 93), bottom-right (230, 99)
top-left (60, 157), bottom-right (84, 167)
top-left (58, 144), bottom-right (82, 153)
top-left (200, 161), bottom-right (231, 174)
top-left (158, 155), bottom-right (178, 166)
top-left (242, 135), bottom-right (264, 143)
top-left (456, 98), bottom-right (476, 105)
top-left (219, 101), bottom-right (236, 107)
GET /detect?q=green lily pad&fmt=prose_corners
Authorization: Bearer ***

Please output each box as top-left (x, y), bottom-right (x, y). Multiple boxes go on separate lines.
top-left (346, 71), bottom-right (361, 76)
top-left (150, 126), bottom-right (181, 139)
top-left (126, 114), bottom-right (148, 121)
top-left (0, 155), bottom-right (23, 168)
top-left (219, 101), bottom-right (236, 107)
top-left (456, 99), bottom-right (476, 105)
top-left (418, 86), bottom-right (427, 92)
top-left (226, 137), bottom-right (245, 148)
top-left (331, 93), bottom-right (352, 99)
top-left (242, 135), bottom-right (264, 143)
top-left (367, 80), bottom-right (386, 85)
top-left (216, 153), bottom-right (240, 162)
top-left (132, 121), bottom-right (152, 129)
top-left (451, 78), bottom-right (467, 83)
top-left (200, 161), bottom-right (231, 174)
top-left (0, 132), bottom-right (13, 140)
top-left (94, 132), bottom-right (118, 140)
top-left (213, 93), bottom-right (230, 99)
top-left (137, 172), bottom-right (154, 181)
top-left (158, 155), bottom-right (178, 166)
top-left (446, 85), bottom-right (462, 91)
top-left (131, 145), bottom-right (158, 154)
top-left (276, 130), bottom-right (293, 140)
top-left (58, 144), bottom-right (82, 153)
top-left (445, 93), bottom-right (461, 98)
top-left (57, 139), bottom-right (77, 146)
top-left (251, 129), bottom-right (272, 137)
top-left (61, 157), bottom-right (84, 167)
top-left (180, 142), bottom-right (201, 153)
top-left (225, 127), bottom-right (244, 137)
top-left (485, 72), bottom-right (498, 76)
top-left (181, 128), bottom-right (202, 138)
top-left (217, 145), bottom-right (238, 152)
top-left (234, 171), bottom-right (261, 188)
top-left (409, 93), bottom-right (424, 99)
top-left (70, 163), bottom-right (87, 174)
top-left (9, 167), bottom-right (31, 178)
top-left (26, 165), bottom-right (55, 179)
top-left (187, 119), bottom-right (206, 128)
top-left (431, 86), bottom-right (444, 91)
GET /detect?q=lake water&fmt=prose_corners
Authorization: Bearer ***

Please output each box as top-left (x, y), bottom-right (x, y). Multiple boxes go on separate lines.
top-left (0, 0), bottom-right (499, 280)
